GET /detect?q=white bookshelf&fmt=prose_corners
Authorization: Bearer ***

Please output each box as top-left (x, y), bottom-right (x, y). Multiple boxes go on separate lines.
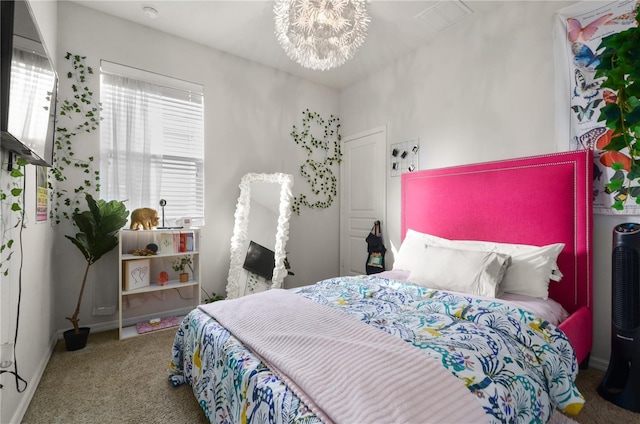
top-left (118, 228), bottom-right (201, 340)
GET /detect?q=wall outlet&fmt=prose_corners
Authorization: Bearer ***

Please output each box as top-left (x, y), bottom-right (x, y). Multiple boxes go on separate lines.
top-left (0, 342), bottom-right (15, 368)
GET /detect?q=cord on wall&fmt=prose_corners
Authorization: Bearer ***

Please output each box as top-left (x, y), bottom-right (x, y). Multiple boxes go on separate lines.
top-left (0, 170), bottom-right (27, 392)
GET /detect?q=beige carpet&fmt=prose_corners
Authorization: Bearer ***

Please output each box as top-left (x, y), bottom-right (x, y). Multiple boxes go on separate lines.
top-left (22, 329), bottom-right (208, 424)
top-left (22, 328), bottom-right (640, 423)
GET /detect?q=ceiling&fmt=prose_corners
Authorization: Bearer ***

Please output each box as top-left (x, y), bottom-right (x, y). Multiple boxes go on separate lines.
top-left (71, 1), bottom-right (496, 90)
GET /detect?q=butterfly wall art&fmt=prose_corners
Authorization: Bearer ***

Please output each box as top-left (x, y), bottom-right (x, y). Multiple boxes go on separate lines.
top-left (567, 13), bottom-right (612, 42)
top-left (571, 99), bottom-right (603, 122)
top-left (572, 43), bottom-right (602, 70)
top-left (605, 1), bottom-right (640, 26)
top-left (573, 69), bottom-right (603, 100)
top-left (575, 126), bottom-right (607, 150)
top-left (562, 0), bottom-right (640, 213)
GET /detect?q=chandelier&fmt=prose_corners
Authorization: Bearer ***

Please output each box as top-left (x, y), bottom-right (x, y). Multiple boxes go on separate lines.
top-left (273, 0), bottom-right (370, 71)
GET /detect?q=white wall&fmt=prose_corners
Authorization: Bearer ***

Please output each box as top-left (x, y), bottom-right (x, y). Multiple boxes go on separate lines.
top-left (2, 1), bottom-right (340, 422)
top-left (3, 1), bottom-right (625, 422)
top-left (0, 1), bottom-right (58, 422)
top-left (0, 158), bottom-right (58, 424)
top-left (339, 0), bottom-right (620, 370)
top-left (52, 1), bottom-right (340, 329)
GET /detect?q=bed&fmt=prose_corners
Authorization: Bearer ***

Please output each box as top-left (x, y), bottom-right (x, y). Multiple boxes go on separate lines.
top-left (169, 149), bottom-right (593, 423)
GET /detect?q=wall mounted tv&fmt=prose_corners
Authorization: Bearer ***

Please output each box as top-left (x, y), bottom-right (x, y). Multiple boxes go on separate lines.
top-left (1, 0), bottom-right (57, 167)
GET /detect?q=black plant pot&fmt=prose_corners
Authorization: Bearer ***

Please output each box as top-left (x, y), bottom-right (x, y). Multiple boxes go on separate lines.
top-left (63, 327), bottom-right (90, 351)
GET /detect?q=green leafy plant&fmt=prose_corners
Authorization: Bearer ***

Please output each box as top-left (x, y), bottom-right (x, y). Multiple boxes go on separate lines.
top-left (65, 193), bottom-right (128, 334)
top-left (284, 255), bottom-right (294, 276)
top-left (594, 7), bottom-right (640, 210)
top-left (201, 287), bottom-right (225, 303)
top-left (50, 52), bottom-right (102, 224)
top-left (0, 157), bottom-right (27, 276)
top-left (172, 256), bottom-right (194, 274)
top-left (290, 109), bottom-right (342, 215)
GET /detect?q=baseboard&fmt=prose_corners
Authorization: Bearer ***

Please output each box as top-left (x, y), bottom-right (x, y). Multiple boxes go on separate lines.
top-left (9, 331), bottom-right (58, 424)
top-left (589, 355), bottom-right (609, 372)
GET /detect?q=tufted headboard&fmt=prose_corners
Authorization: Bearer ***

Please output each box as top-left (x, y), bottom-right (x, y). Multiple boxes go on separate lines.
top-left (401, 150), bottom-right (593, 316)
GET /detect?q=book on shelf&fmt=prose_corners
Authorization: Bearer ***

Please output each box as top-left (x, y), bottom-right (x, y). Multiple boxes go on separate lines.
top-left (158, 232), bottom-right (174, 254)
top-left (156, 230), bottom-right (196, 254)
top-left (173, 232), bottom-right (180, 252)
top-left (179, 233), bottom-right (187, 252)
top-left (186, 232), bottom-right (195, 251)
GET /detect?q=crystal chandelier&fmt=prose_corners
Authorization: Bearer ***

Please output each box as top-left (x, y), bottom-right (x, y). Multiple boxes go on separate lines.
top-left (273, 0), bottom-right (370, 71)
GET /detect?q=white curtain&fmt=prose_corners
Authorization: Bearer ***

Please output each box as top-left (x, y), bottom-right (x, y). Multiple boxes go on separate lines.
top-left (100, 62), bottom-right (205, 223)
top-left (100, 73), bottom-right (162, 209)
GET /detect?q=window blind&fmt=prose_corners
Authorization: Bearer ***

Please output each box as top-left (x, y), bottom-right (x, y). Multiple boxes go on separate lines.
top-left (100, 61), bottom-right (204, 224)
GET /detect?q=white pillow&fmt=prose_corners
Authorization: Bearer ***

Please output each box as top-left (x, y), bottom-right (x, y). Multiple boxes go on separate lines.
top-left (407, 245), bottom-right (510, 298)
top-left (393, 232), bottom-right (429, 272)
top-left (396, 229), bottom-right (565, 299)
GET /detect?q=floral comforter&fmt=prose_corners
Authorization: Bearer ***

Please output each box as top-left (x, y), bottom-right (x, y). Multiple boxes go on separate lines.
top-left (169, 275), bottom-right (583, 423)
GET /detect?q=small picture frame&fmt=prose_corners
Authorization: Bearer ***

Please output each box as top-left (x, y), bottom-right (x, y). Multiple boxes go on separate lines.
top-left (123, 259), bottom-right (151, 291)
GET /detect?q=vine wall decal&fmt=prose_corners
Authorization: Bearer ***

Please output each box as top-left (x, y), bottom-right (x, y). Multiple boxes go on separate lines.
top-left (50, 52), bottom-right (102, 225)
top-left (290, 109), bottom-right (342, 215)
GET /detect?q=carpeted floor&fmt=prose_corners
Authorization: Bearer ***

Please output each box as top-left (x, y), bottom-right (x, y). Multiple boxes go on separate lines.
top-left (22, 328), bottom-right (640, 423)
top-left (571, 366), bottom-right (640, 424)
top-left (22, 328), bottom-right (208, 424)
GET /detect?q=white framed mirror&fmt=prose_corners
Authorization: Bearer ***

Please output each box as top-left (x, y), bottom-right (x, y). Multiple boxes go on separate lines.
top-left (226, 173), bottom-right (294, 299)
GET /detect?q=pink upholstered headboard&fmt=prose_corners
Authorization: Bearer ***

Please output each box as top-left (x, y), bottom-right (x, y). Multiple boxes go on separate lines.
top-left (401, 150), bottom-right (593, 315)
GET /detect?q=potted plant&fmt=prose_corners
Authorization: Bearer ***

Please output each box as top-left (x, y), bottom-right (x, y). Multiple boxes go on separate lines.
top-left (64, 193), bottom-right (128, 351)
top-left (173, 256), bottom-right (193, 283)
top-left (201, 287), bottom-right (225, 303)
top-left (594, 6), bottom-right (640, 210)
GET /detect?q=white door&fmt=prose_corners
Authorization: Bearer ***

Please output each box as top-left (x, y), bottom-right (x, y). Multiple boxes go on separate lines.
top-left (340, 126), bottom-right (387, 276)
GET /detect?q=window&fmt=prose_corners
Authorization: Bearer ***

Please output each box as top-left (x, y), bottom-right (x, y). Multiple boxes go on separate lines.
top-left (100, 61), bottom-right (204, 225)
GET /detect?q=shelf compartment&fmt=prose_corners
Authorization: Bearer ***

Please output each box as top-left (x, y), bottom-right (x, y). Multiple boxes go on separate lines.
top-left (122, 251), bottom-right (199, 261)
top-left (122, 280), bottom-right (198, 295)
top-left (120, 315), bottom-right (186, 340)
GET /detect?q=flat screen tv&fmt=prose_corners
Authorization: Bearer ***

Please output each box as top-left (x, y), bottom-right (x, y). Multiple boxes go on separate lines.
top-left (243, 241), bottom-right (276, 280)
top-left (1, 0), bottom-right (57, 167)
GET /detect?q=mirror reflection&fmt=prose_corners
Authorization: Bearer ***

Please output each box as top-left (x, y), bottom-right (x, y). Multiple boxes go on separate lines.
top-left (226, 173), bottom-right (293, 298)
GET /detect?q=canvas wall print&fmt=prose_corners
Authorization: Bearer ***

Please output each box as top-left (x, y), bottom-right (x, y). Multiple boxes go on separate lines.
top-left (557, 0), bottom-right (639, 214)
top-left (124, 259), bottom-right (150, 291)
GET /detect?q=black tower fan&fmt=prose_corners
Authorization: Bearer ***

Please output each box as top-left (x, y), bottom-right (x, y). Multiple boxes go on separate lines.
top-left (598, 222), bottom-right (640, 412)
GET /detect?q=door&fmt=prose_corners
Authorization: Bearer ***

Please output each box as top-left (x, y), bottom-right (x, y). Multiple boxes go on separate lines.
top-left (340, 126), bottom-right (387, 276)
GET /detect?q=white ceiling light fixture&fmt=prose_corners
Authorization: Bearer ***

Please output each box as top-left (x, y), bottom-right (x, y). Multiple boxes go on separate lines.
top-left (274, 0), bottom-right (370, 71)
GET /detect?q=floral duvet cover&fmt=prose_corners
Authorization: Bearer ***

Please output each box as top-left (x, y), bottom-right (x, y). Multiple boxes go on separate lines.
top-left (169, 275), bottom-right (583, 423)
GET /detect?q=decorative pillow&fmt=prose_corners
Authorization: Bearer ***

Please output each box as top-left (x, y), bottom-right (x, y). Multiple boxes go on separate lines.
top-left (407, 245), bottom-right (510, 298)
top-left (396, 229), bottom-right (564, 299)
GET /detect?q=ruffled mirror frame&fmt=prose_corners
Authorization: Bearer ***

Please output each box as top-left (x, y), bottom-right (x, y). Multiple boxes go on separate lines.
top-left (226, 173), bottom-right (294, 299)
